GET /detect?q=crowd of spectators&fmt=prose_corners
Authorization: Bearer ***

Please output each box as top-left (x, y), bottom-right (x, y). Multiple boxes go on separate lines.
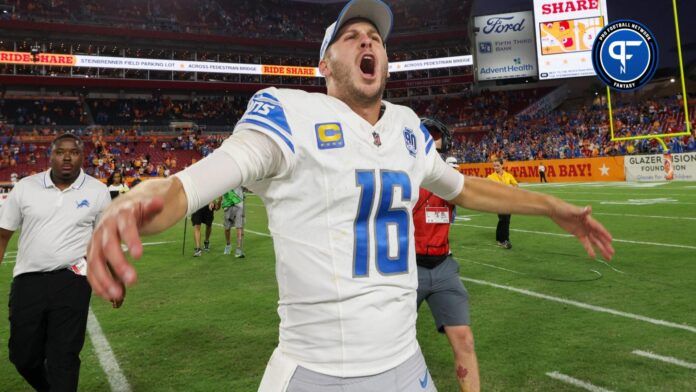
top-left (447, 96), bottom-right (696, 164)
top-left (1, 91), bottom-right (694, 182)
top-left (4, 0), bottom-right (469, 41)
top-left (0, 97), bottom-right (90, 126)
top-left (407, 89), bottom-right (547, 129)
top-left (0, 125), bottom-right (229, 183)
top-left (90, 95), bottom-right (248, 127)
top-left (82, 128), bottom-right (226, 181)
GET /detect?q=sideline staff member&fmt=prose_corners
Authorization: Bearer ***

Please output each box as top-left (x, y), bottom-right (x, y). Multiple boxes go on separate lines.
top-left (487, 158), bottom-right (518, 249)
top-left (414, 118), bottom-right (480, 391)
top-left (0, 134), bottom-right (110, 392)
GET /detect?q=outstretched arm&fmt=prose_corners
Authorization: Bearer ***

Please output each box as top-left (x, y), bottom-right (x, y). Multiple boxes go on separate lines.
top-left (87, 130), bottom-right (287, 304)
top-left (450, 176), bottom-right (614, 260)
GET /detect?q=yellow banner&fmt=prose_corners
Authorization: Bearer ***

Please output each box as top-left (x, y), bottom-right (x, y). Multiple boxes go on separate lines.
top-left (458, 156), bottom-right (625, 183)
top-left (261, 65), bottom-right (318, 77)
top-left (0, 51), bottom-right (76, 66)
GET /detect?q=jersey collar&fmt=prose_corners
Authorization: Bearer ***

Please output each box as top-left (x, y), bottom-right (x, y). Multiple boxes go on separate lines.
top-left (44, 169), bottom-right (87, 190)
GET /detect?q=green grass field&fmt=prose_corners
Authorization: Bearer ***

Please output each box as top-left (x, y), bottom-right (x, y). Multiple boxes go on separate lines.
top-left (1, 181), bottom-right (695, 391)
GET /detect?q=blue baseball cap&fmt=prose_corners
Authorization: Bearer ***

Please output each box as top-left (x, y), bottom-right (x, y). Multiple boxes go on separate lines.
top-left (319, 0), bottom-right (393, 61)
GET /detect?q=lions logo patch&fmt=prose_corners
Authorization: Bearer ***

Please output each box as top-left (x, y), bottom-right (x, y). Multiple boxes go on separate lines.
top-left (403, 127), bottom-right (417, 157)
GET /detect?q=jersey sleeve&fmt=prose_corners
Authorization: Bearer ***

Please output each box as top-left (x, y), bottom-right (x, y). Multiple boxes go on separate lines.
top-left (419, 122), bottom-right (437, 158)
top-left (419, 122), bottom-right (464, 201)
top-left (234, 87), bottom-right (296, 175)
top-left (0, 181), bottom-right (24, 231)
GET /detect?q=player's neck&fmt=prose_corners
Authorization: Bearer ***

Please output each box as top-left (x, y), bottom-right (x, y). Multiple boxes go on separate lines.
top-left (331, 92), bottom-right (382, 125)
top-left (349, 101), bottom-right (382, 125)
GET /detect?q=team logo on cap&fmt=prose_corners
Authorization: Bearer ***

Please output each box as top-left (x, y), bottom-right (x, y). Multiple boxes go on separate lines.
top-left (592, 20), bottom-right (658, 91)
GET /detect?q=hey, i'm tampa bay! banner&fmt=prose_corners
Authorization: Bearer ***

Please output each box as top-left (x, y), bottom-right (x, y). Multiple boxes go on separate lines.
top-left (456, 156), bottom-right (625, 183)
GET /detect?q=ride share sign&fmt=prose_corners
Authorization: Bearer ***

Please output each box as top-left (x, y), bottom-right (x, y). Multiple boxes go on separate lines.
top-left (474, 11), bottom-right (537, 81)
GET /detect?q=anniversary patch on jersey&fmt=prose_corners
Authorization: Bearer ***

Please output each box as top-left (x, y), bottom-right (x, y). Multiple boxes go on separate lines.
top-left (315, 122), bottom-right (345, 150)
top-left (403, 127), bottom-right (417, 157)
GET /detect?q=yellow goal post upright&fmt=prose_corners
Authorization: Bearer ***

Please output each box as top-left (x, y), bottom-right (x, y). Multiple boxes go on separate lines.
top-left (606, 0), bottom-right (692, 153)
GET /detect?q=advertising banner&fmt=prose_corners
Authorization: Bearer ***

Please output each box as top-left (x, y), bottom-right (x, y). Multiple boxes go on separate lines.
top-left (0, 51), bottom-right (473, 77)
top-left (624, 152), bottom-right (696, 181)
top-left (474, 11), bottom-right (537, 81)
top-left (533, 0), bottom-right (608, 80)
top-left (457, 156), bottom-right (625, 183)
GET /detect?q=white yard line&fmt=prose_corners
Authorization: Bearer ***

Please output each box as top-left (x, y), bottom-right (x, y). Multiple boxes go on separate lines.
top-left (592, 212), bottom-right (696, 221)
top-left (563, 198), bottom-right (696, 205)
top-left (87, 308), bottom-right (132, 392)
top-left (460, 276), bottom-right (696, 334)
top-left (545, 371), bottom-right (614, 392)
top-left (453, 223), bottom-right (696, 250)
top-left (213, 223), bottom-right (272, 238)
top-left (245, 229), bottom-right (272, 237)
top-left (631, 350), bottom-right (696, 370)
top-left (543, 191), bottom-right (696, 198)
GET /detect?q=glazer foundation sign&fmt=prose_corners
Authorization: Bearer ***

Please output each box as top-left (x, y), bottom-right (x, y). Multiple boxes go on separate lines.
top-left (475, 11), bottom-right (537, 81)
top-left (624, 153), bottom-right (696, 182)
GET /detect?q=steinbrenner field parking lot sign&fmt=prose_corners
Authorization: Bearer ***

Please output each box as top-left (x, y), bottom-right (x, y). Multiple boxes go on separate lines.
top-left (474, 11), bottom-right (537, 81)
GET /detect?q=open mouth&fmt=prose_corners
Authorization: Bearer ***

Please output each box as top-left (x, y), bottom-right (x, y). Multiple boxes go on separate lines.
top-left (359, 54), bottom-right (375, 77)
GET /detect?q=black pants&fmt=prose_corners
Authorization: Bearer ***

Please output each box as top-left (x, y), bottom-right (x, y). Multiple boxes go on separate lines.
top-left (540, 172), bottom-right (547, 183)
top-left (8, 269), bottom-right (91, 392)
top-left (496, 214), bottom-right (511, 242)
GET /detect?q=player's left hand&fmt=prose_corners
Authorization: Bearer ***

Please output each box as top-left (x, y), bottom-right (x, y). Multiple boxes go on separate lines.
top-left (550, 203), bottom-right (614, 260)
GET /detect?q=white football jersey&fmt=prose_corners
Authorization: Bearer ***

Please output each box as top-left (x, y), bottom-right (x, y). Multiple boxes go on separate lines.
top-left (236, 87), bottom-right (448, 377)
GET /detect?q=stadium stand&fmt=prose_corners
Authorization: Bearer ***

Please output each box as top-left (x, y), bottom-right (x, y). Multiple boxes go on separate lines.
top-left (447, 95), bottom-right (696, 164)
top-left (0, 0), bottom-right (692, 183)
top-left (5, 0), bottom-right (467, 39)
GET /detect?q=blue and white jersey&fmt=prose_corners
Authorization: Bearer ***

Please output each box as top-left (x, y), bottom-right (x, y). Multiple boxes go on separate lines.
top-left (235, 87), bottom-right (449, 377)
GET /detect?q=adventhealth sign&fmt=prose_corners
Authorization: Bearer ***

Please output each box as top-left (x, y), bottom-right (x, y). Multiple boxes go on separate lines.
top-left (480, 64), bottom-right (535, 75)
top-left (474, 11), bottom-right (537, 81)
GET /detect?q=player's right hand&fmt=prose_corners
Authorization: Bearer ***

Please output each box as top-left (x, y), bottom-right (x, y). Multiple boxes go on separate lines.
top-left (87, 196), bottom-right (165, 304)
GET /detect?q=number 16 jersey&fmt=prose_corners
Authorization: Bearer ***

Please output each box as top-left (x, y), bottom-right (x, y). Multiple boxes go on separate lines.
top-left (236, 87), bottom-right (457, 377)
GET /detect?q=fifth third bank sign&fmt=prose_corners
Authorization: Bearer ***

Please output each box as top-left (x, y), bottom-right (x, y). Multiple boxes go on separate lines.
top-left (475, 11), bottom-right (537, 81)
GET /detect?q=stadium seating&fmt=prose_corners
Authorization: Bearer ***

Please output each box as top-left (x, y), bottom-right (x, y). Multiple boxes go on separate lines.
top-left (6, 0), bottom-right (469, 40)
top-left (447, 96), bottom-right (696, 163)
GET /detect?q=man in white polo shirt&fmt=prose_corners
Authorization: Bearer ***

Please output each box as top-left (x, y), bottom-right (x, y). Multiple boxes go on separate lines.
top-left (0, 134), bottom-right (110, 392)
